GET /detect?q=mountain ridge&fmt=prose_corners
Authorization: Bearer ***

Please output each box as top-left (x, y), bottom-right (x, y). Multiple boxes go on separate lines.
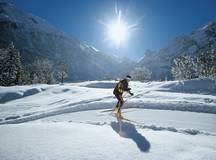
top-left (0, 2), bottom-right (134, 81)
top-left (138, 21), bottom-right (216, 80)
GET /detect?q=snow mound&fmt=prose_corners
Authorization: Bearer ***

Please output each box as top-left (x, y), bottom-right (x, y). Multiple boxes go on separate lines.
top-left (160, 78), bottom-right (216, 94)
top-left (0, 92), bottom-right (23, 103)
top-left (0, 86), bottom-right (44, 103)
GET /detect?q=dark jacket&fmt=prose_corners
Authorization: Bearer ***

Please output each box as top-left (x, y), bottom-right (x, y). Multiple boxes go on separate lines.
top-left (113, 79), bottom-right (131, 95)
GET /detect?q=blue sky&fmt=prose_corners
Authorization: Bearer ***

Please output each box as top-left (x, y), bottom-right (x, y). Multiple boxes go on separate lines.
top-left (9, 0), bottom-right (216, 60)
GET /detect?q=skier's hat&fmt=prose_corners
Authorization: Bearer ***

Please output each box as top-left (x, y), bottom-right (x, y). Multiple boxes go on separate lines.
top-left (126, 75), bottom-right (132, 81)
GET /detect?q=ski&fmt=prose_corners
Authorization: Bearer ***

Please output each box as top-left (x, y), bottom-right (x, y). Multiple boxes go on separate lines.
top-left (100, 108), bottom-right (115, 113)
top-left (110, 113), bottom-right (144, 125)
top-left (120, 117), bottom-right (143, 125)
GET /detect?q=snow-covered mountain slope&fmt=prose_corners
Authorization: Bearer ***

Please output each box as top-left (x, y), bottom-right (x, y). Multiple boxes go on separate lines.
top-left (138, 21), bottom-right (216, 80)
top-left (0, 2), bottom-right (133, 81)
top-left (0, 79), bottom-right (216, 160)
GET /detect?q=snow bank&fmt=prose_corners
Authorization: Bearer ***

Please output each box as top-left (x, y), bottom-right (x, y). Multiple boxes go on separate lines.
top-left (0, 85), bottom-right (47, 103)
top-left (160, 78), bottom-right (216, 94)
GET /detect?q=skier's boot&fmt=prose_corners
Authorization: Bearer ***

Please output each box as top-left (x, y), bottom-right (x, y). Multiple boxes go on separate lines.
top-left (114, 107), bottom-right (119, 113)
top-left (117, 109), bottom-right (123, 119)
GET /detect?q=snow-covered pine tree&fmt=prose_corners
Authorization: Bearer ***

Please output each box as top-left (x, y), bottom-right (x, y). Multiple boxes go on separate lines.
top-left (21, 64), bottom-right (32, 85)
top-left (130, 67), bottom-right (152, 81)
top-left (171, 55), bottom-right (196, 80)
top-left (29, 58), bottom-right (55, 84)
top-left (23, 58), bottom-right (55, 84)
top-left (0, 48), bottom-right (7, 85)
top-left (55, 61), bottom-right (68, 84)
top-left (195, 48), bottom-right (216, 78)
top-left (0, 42), bottom-right (23, 86)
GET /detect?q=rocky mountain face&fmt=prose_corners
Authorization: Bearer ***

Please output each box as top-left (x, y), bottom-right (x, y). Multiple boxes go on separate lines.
top-left (0, 2), bottom-right (134, 81)
top-left (138, 21), bottom-right (216, 80)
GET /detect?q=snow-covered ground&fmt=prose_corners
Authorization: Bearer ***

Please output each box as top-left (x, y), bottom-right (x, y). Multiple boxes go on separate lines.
top-left (0, 79), bottom-right (216, 160)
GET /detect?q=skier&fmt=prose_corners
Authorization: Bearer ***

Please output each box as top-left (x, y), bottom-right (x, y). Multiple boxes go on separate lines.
top-left (113, 75), bottom-right (134, 118)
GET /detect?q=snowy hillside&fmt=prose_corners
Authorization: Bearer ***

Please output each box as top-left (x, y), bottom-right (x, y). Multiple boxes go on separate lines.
top-left (0, 79), bottom-right (216, 159)
top-left (0, 2), bottom-right (133, 81)
top-left (138, 21), bottom-right (216, 80)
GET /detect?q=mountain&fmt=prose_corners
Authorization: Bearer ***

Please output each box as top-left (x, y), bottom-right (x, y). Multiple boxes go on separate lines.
top-left (138, 21), bottom-right (216, 80)
top-left (0, 2), bottom-right (133, 81)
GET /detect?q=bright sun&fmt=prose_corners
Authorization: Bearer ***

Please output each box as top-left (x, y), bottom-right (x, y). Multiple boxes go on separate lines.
top-left (107, 19), bottom-right (129, 47)
top-left (99, 3), bottom-right (140, 48)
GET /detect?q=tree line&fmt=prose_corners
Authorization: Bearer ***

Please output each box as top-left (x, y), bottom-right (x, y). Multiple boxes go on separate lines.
top-left (1, 42), bottom-right (215, 86)
top-left (131, 46), bottom-right (216, 82)
top-left (171, 47), bottom-right (216, 81)
top-left (0, 42), bottom-right (68, 86)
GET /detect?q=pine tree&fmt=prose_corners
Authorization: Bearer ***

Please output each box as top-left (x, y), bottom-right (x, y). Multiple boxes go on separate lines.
top-left (171, 55), bottom-right (196, 80)
top-left (130, 67), bottom-right (152, 81)
top-left (55, 61), bottom-right (68, 84)
top-left (26, 58), bottom-right (55, 84)
top-left (0, 42), bottom-right (23, 86)
top-left (195, 49), bottom-right (216, 78)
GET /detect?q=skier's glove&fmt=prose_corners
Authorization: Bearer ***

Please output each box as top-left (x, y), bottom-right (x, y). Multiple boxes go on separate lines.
top-left (130, 93), bottom-right (134, 96)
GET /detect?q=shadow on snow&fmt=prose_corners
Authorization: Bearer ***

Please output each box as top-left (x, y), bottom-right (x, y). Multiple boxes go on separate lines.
top-left (110, 117), bottom-right (151, 152)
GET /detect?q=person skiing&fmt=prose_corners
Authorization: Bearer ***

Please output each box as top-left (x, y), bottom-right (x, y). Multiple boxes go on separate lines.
top-left (113, 75), bottom-right (134, 118)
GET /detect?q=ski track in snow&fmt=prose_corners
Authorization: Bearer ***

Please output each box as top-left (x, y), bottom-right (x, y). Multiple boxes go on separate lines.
top-left (46, 115), bottom-right (215, 136)
top-left (37, 107), bottom-right (216, 137)
top-left (0, 79), bottom-right (216, 135)
top-left (0, 79), bottom-right (216, 160)
top-left (67, 120), bottom-right (216, 136)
